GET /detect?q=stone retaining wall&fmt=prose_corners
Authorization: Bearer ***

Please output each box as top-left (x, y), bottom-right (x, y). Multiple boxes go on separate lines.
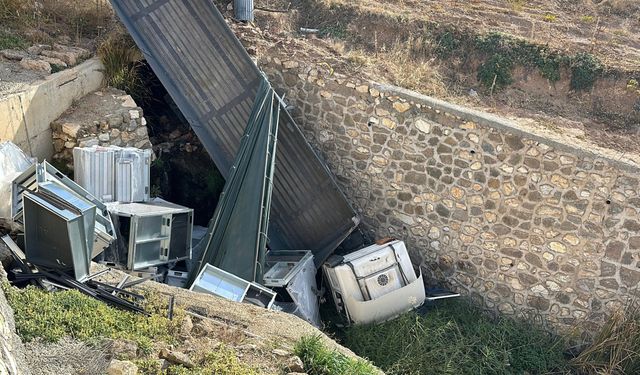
top-left (262, 59), bottom-right (640, 334)
top-left (51, 87), bottom-right (152, 167)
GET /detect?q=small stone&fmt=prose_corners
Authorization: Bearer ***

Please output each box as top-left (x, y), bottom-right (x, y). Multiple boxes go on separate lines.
top-left (106, 114), bottom-right (123, 127)
top-left (282, 61), bottom-right (299, 69)
top-left (159, 348), bottom-right (195, 368)
top-left (62, 122), bottom-right (82, 138)
top-left (106, 359), bottom-right (138, 375)
top-left (562, 234), bottom-right (580, 246)
top-left (272, 349), bottom-right (289, 357)
top-left (120, 96), bottom-right (137, 108)
top-left (79, 138), bottom-right (99, 147)
top-left (41, 49), bottom-right (76, 65)
top-left (355, 85), bottom-right (369, 93)
top-left (129, 110), bottom-right (140, 119)
top-left (20, 58), bottom-right (51, 73)
top-left (369, 87), bottom-right (380, 97)
top-left (498, 303), bottom-right (515, 314)
top-left (548, 241), bottom-right (567, 253)
top-left (64, 141), bottom-right (75, 149)
top-left (450, 187), bottom-right (465, 200)
top-left (381, 118), bottom-right (396, 130)
top-left (27, 45), bottom-right (45, 55)
top-left (393, 101), bottom-right (411, 113)
top-left (1, 49), bottom-right (26, 60)
top-left (415, 119), bottom-right (431, 134)
top-left (620, 267), bottom-right (640, 287)
top-left (286, 356), bottom-right (304, 373)
top-left (180, 315), bottom-right (193, 337)
top-left (135, 127), bottom-right (148, 137)
top-left (98, 133), bottom-right (110, 142)
top-left (109, 339), bottom-right (138, 360)
top-left (40, 56), bottom-right (67, 70)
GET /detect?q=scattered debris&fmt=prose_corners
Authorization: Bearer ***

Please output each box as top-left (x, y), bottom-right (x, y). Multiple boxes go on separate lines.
top-left (190, 264), bottom-right (276, 309)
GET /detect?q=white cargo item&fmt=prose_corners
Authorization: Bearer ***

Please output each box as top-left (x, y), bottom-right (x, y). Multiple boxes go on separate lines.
top-left (73, 146), bottom-right (151, 203)
top-left (323, 240), bottom-right (426, 325)
top-left (190, 264), bottom-right (276, 309)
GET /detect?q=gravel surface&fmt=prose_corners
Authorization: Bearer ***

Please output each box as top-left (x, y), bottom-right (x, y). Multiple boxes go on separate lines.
top-left (0, 61), bottom-right (46, 96)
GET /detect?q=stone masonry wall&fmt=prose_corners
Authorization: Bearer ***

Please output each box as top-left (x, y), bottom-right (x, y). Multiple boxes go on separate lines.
top-left (262, 59), bottom-right (640, 334)
top-left (51, 87), bottom-right (152, 167)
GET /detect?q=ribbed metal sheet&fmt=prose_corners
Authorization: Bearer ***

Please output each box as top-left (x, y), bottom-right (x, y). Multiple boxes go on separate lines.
top-left (110, 0), bottom-right (359, 266)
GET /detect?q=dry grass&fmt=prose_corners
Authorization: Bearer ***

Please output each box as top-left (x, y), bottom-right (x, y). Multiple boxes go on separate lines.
top-left (340, 37), bottom-right (449, 98)
top-left (0, 0), bottom-right (112, 45)
top-left (570, 300), bottom-right (640, 374)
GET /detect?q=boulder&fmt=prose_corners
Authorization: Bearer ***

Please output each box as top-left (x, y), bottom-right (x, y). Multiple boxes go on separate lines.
top-left (159, 348), bottom-right (195, 368)
top-left (106, 359), bottom-right (137, 375)
top-left (19, 58), bottom-right (51, 74)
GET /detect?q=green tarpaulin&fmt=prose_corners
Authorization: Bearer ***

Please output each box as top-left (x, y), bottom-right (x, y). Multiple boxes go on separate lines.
top-left (188, 77), bottom-right (279, 284)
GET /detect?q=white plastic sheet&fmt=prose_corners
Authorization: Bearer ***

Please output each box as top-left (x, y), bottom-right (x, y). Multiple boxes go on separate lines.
top-left (0, 141), bottom-right (35, 219)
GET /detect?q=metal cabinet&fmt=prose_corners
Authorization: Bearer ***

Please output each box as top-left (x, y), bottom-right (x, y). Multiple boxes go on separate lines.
top-left (107, 199), bottom-right (193, 270)
top-left (22, 182), bottom-right (97, 281)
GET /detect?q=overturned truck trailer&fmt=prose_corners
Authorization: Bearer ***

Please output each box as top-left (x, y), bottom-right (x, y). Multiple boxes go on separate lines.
top-left (110, 0), bottom-right (359, 267)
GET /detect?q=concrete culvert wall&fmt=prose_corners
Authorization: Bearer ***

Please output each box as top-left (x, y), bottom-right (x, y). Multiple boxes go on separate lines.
top-left (262, 58), bottom-right (640, 336)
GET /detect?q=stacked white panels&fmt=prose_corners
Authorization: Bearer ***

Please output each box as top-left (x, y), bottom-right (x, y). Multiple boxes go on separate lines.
top-left (73, 146), bottom-right (151, 203)
top-left (73, 147), bottom-right (117, 202)
top-left (115, 148), bottom-right (151, 203)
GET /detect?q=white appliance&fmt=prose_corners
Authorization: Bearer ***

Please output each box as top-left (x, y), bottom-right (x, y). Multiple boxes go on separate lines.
top-left (323, 240), bottom-right (426, 325)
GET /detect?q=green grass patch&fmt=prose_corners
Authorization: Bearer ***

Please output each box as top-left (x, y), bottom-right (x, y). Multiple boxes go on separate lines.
top-left (294, 335), bottom-right (378, 375)
top-left (3, 283), bottom-right (183, 353)
top-left (341, 300), bottom-right (567, 375)
top-left (0, 29), bottom-right (27, 50)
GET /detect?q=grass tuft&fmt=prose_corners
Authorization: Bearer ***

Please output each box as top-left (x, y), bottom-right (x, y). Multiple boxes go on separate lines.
top-left (0, 29), bottom-right (27, 50)
top-left (294, 335), bottom-right (378, 375)
top-left (341, 300), bottom-right (567, 375)
top-left (98, 30), bottom-right (148, 100)
top-left (570, 300), bottom-right (640, 375)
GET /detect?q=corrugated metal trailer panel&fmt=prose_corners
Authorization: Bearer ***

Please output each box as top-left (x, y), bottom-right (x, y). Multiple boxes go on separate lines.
top-left (115, 148), bottom-right (152, 203)
top-left (73, 147), bottom-right (117, 203)
top-left (110, 0), bottom-right (359, 266)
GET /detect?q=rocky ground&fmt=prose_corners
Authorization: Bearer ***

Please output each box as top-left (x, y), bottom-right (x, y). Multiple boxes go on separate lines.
top-left (0, 42), bottom-right (91, 95)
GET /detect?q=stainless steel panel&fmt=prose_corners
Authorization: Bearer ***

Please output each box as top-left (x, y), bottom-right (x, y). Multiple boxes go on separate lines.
top-left (110, 0), bottom-right (359, 267)
top-left (115, 148), bottom-right (151, 203)
top-left (73, 147), bottom-right (117, 202)
top-left (23, 191), bottom-right (94, 281)
top-left (12, 162), bottom-right (116, 257)
top-left (190, 263), bottom-right (276, 308)
top-left (74, 146), bottom-right (151, 203)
